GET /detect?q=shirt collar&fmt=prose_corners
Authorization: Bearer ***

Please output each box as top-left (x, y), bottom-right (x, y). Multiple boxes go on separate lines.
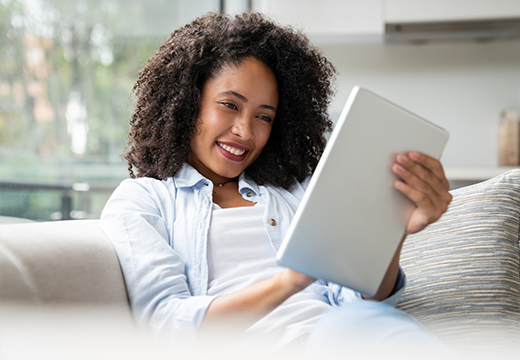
top-left (173, 163), bottom-right (208, 188)
top-left (238, 172), bottom-right (261, 195)
top-left (173, 163), bottom-right (261, 194)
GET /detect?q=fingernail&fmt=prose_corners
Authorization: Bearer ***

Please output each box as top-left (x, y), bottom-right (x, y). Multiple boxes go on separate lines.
top-left (410, 152), bottom-right (420, 160)
top-left (395, 164), bottom-right (405, 173)
top-left (399, 154), bottom-right (409, 163)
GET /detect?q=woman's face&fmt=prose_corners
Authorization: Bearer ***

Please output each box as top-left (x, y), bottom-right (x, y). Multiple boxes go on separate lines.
top-left (188, 57), bottom-right (278, 184)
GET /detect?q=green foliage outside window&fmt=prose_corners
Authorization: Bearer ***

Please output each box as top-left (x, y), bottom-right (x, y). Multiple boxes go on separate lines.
top-left (0, 0), bottom-right (217, 220)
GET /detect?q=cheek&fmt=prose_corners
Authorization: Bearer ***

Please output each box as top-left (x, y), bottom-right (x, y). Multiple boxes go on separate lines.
top-left (255, 126), bottom-right (273, 154)
top-left (201, 110), bottom-right (229, 138)
top-left (190, 124), bottom-right (213, 156)
top-left (193, 112), bottom-right (219, 144)
top-left (190, 123), bottom-right (204, 148)
top-left (203, 105), bottom-right (227, 125)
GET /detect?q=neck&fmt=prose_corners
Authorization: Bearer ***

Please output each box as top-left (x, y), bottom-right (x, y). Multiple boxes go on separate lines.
top-left (187, 155), bottom-right (239, 187)
top-left (216, 177), bottom-right (238, 187)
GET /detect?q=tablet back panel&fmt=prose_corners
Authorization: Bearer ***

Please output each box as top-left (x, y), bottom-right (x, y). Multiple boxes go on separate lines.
top-left (276, 87), bottom-right (449, 296)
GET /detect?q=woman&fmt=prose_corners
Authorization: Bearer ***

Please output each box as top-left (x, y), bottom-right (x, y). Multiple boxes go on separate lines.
top-left (101, 12), bottom-right (452, 352)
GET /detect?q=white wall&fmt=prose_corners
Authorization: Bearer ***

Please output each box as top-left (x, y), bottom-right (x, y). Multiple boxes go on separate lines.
top-left (321, 40), bottom-right (520, 167)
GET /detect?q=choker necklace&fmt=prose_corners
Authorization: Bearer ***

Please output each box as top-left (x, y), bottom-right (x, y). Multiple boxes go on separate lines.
top-left (216, 178), bottom-right (238, 188)
top-left (213, 178), bottom-right (237, 195)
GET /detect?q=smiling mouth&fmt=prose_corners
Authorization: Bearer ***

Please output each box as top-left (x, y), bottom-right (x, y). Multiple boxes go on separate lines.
top-left (217, 142), bottom-right (247, 156)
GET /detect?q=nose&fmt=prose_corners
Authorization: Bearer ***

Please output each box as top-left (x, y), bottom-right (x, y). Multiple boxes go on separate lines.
top-left (230, 115), bottom-right (254, 140)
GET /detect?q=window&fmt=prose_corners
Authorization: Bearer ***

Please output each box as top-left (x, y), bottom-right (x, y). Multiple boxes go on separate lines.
top-left (0, 0), bottom-right (220, 221)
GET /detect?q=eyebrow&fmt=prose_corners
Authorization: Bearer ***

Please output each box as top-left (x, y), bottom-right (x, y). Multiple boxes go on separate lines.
top-left (219, 90), bottom-right (276, 113)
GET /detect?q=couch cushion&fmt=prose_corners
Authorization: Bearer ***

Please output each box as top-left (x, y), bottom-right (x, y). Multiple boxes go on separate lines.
top-left (0, 220), bottom-right (129, 308)
top-left (397, 169), bottom-right (520, 353)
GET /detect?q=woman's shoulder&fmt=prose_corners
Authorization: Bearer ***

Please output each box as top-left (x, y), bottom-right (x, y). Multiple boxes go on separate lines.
top-left (110, 165), bottom-right (217, 212)
top-left (264, 174), bottom-right (312, 200)
top-left (115, 176), bottom-right (176, 196)
top-left (103, 176), bottom-right (179, 217)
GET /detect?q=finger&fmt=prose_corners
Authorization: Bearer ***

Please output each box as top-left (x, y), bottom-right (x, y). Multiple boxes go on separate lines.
top-left (393, 179), bottom-right (436, 216)
top-left (407, 152), bottom-right (450, 190)
top-left (393, 161), bottom-right (451, 219)
top-left (395, 154), bottom-right (452, 205)
top-left (392, 163), bottom-right (442, 213)
top-left (394, 180), bottom-right (444, 234)
top-left (394, 154), bottom-right (451, 205)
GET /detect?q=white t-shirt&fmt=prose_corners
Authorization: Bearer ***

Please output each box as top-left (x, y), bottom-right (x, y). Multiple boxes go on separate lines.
top-left (207, 203), bottom-right (332, 349)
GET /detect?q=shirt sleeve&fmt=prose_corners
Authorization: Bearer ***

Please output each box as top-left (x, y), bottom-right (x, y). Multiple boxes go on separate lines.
top-left (380, 266), bottom-right (406, 307)
top-left (324, 266), bottom-right (407, 308)
top-left (100, 179), bottom-right (216, 338)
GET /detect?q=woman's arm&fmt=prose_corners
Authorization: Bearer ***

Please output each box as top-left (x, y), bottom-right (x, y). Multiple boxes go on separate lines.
top-left (361, 237), bottom-right (404, 301)
top-left (202, 268), bottom-right (315, 328)
top-left (101, 178), bottom-right (217, 335)
top-left (363, 151), bottom-right (452, 301)
top-left (203, 151), bottom-right (451, 315)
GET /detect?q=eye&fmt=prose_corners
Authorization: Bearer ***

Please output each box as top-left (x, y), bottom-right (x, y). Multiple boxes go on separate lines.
top-left (220, 102), bottom-right (237, 110)
top-left (258, 115), bottom-right (273, 123)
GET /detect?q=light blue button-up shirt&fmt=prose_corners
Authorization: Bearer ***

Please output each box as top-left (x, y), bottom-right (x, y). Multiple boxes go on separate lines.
top-left (101, 163), bottom-right (405, 338)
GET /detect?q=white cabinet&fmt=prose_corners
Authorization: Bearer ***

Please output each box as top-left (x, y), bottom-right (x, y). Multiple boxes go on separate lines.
top-left (385, 0), bottom-right (520, 23)
top-left (253, 0), bottom-right (383, 42)
top-left (253, 0), bottom-right (520, 43)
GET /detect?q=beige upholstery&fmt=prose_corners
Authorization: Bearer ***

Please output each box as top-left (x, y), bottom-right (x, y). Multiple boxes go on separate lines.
top-left (1, 171), bottom-right (520, 357)
top-left (0, 220), bottom-right (128, 307)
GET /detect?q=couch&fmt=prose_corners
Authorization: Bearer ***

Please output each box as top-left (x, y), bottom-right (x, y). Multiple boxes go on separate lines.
top-left (1, 170), bottom-right (520, 359)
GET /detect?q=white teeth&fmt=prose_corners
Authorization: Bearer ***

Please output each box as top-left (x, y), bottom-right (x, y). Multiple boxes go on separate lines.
top-left (218, 142), bottom-right (246, 156)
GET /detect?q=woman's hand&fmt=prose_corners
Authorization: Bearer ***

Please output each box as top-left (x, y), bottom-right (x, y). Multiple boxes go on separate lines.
top-left (365, 152), bottom-right (450, 302)
top-left (392, 151), bottom-right (452, 235)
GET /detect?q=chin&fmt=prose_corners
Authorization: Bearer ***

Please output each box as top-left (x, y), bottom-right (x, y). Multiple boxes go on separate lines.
top-left (223, 170), bottom-right (244, 178)
top-left (213, 166), bottom-right (241, 178)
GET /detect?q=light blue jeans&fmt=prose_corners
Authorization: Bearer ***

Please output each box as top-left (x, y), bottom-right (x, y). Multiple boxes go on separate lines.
top-left (307, 301), bottom-right (459, 359)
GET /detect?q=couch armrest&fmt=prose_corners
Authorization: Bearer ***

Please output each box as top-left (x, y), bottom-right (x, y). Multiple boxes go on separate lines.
top-left (0, 219), bottom-right (129, 307)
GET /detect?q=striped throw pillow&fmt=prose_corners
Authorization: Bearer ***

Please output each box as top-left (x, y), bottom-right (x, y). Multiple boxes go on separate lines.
top-left (397, 169), bottom-right (520, 354)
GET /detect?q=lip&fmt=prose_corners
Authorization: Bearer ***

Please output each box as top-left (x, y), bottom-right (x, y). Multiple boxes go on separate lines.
top-left (216, 141), bottom-right (249, 162)
top-left (217, 141), bottom-right (250, 151)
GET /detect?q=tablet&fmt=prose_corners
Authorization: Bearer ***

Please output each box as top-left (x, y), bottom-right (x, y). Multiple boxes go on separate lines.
top-left (276, 86), bottom-right (449, 296)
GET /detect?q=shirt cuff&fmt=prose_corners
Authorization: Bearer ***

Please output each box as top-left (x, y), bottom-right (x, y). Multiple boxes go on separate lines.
top-left (354, 265), bottom-right (407, 307)
top-left (381, 266), bottom-right (406, 307)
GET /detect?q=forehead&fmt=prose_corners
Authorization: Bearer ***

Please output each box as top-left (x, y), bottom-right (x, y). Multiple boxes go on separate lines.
top-left (202, 58), bottom-right (278, 101)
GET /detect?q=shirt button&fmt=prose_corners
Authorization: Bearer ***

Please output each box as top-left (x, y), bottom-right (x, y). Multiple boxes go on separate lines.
top-left (246, 192), bottom-right (254, 197)
top-left (269, 219), bottom-right (276, 226)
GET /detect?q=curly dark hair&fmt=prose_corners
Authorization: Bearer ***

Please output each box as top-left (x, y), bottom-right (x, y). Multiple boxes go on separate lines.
top-left (125, 11), bottom-right (336, 189)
